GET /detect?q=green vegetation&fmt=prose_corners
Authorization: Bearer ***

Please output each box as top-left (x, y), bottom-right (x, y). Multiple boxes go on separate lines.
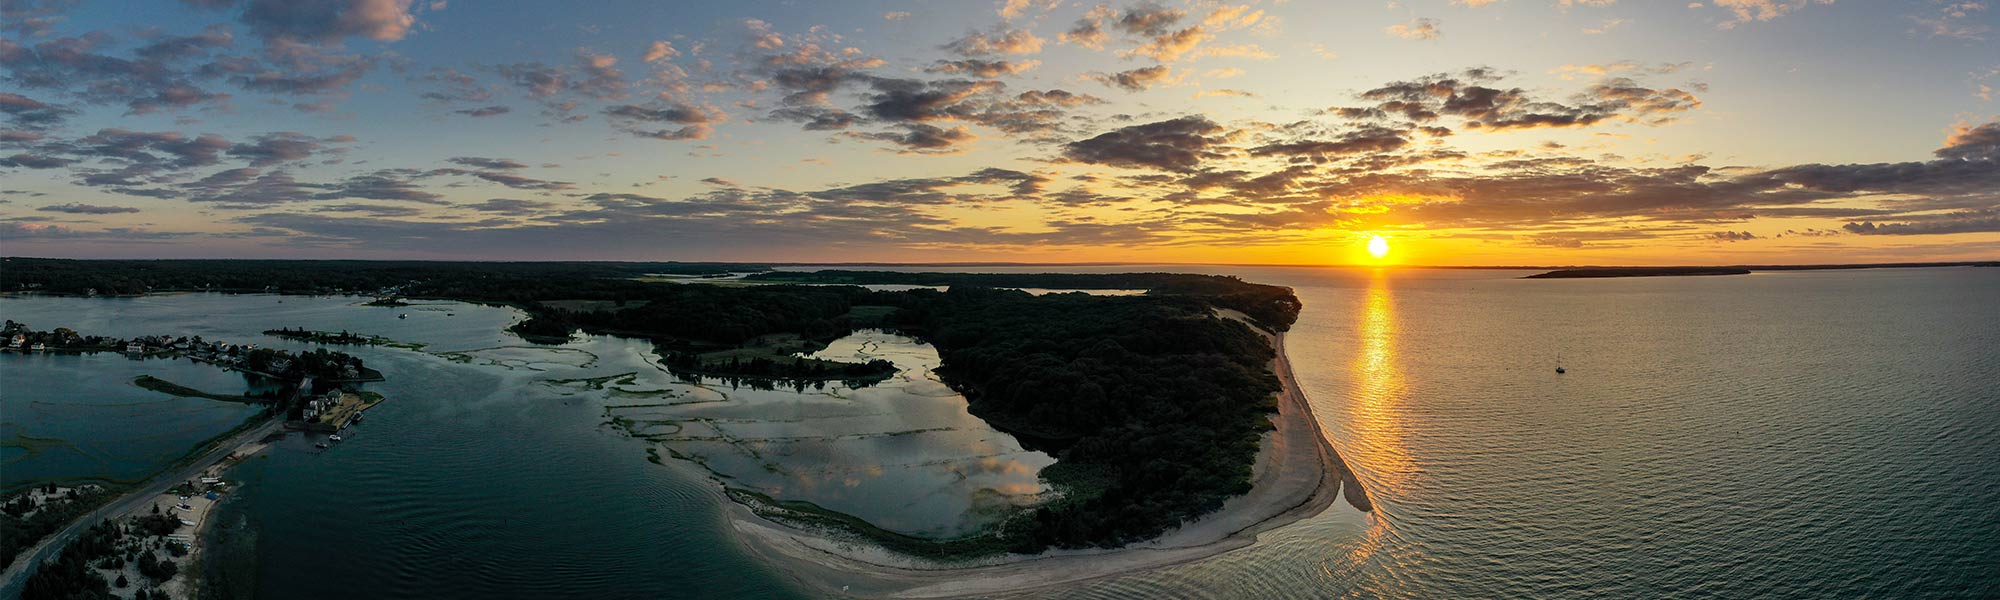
top-left (2, 485), bottom-right (114, 569)
top-left (4, 259), bottom-right (1306, 557)
top-left (132, 375), bottom-right (256, 403)
top-left (262, 328), bottom-right (393, 346)
top-left (20, 511), bottom-right (185, 600)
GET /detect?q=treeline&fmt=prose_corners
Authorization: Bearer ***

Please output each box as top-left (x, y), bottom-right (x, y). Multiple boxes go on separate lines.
top-left (0, 259), bottom-right (759, 296)
top-left (659, 351), bottom-right (896, 381)
top-left (744, 270), bottom-right (1301, 332)
top-left (1, 485), bottom-right (111, 569)
top-left (20, 513), bottom-right (182, 600)
top-left (886, 287), bottom-right (1289, 551)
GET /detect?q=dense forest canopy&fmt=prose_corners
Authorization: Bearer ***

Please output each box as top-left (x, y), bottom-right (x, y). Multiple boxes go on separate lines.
top-left (2, 259), bottom-right (1304, 555)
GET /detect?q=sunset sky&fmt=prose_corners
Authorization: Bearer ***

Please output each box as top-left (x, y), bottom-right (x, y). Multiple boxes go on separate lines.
top-left (1, 0), bottom-right (1996, 265)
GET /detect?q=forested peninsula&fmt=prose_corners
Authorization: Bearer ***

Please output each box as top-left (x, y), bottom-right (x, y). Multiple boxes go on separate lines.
top-left (3, 259), bottom-right (1305, 555)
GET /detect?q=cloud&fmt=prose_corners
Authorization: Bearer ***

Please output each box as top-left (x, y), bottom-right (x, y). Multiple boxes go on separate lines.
top-left (1092, 65), bottom-right (1174, 91)
top-left (852, 123), bottom-right (977, 153)
top-left (1910, 1), bottom-right (1989, 39)
top-left (1708, 230), bottom-right (1757, 241)
top-left (0, 34), bottom-right (233, 114)
top-left (1386, 17), bottom-right (1443, 40)
top-left (463, 198), bottom-right (556, 216)
top-left (604, 102), bottom-right (725, 140)
top-left (239, 0), bottom-right (418, 44)
top-left (1583, 18), bottom-right (1632, 34)
top-left (1845, 210), bottom-right (2000, 235)
top-left (884, 11), bottom-right (912, 21)
top-left (1708, 0), bottom-right (1835, 29)
top-left (0, 92), bottom-right (75, 129)
top-left (37, 203), bottom-right (141, 214)
top-left (943, 26), bottom-right (1045, 56)
top-left (642, 40), bottom-right (681, 63)
top-left (454, 105), bottom-right (511, 117)
top-left (226, 131), bottom-right (328, 166)
top-left (1063, 116), bottom-right (1227, 172)
top-left (315, 203), bottom-right (427, 217)
top-left (447, 157), bottom-right (529, 170)
top-left (1937, 120), bottom-right (2000, 160)
top-left (998, 0), bottom-right (1059, 20)
top-left (1348, 69), bottom-right (1701, 130)
top-left (926, 59), bottom-right (1041, 77)
top-left (0, 153), bottom-right (76, 169)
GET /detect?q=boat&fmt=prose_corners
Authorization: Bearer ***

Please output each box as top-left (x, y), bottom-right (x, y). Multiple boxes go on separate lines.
top-left (1555, 352), bottom-right (1567, 374)
top-left (398, 313), bottom-right (408, 319)
top-left (315, 442), bottom-right (329, 449)
top-left (329, 435), bottom-right (343, 442)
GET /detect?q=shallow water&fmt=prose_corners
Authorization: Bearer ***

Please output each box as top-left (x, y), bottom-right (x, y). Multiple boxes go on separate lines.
top-left (3, 267), bottom-right (1997, 599)
top-left (0, 353), bottom-right (264, 491)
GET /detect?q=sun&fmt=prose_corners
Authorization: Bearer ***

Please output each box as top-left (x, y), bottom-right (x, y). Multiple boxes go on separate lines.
top-left (1366, 235), bottom-right (1390, 259)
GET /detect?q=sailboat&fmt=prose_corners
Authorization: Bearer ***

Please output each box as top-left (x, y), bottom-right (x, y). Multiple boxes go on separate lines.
top-left (1555, 352), bottom-right (1566, 374)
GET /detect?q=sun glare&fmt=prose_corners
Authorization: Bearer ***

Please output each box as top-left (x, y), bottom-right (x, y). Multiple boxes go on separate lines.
top-left (1367, 235), bottom-right (1391, 259)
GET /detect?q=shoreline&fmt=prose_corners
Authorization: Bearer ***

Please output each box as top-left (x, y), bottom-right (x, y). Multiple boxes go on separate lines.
top-left (722, 328), bottom-right (1370, 598)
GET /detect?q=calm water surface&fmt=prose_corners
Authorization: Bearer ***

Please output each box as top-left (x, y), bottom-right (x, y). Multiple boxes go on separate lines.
top-left (2, 267), bottom-right (1995, 598)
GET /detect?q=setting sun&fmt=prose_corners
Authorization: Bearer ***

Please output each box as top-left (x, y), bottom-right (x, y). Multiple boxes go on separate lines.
top-left (1367, 236), bottom-right (1391, 259)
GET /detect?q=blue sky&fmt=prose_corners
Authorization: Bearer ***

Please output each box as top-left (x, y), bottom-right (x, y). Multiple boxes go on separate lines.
top-left (1, 0), bottom-right (1995, 264)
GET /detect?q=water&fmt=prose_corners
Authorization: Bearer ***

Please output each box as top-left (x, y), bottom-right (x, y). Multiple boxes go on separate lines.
top-left (3, 268), bottom-right (1997, 598)
top-left (1, 353), bottom-right (265, 491)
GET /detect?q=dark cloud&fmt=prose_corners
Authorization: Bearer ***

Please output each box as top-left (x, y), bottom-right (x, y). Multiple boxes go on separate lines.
top-left (36, 202), bottom-right (142, 214)
top-left (852, 123), bottom-right (976, 153)
top-left (1092, 65), bottom-right (1172, 91)
top-left (604, 102), bottom-right (724, 140)
top-left (454, 105), bottom-right (510, 117)
top-left (315, 203), bottom-right (426, 217)
top-left (1249, 126), bottom-right (1409, 160)
top-left (1063, 116), bottom-right (1226, 172)
top-left (1116, 4), bottom-right (1186, 37)
top-left (0, 153), bottom-right (74, 168)
top-left (1936, 121), bottom-right (2000, 161)
top-left (239, 0), bottom-right (417, 44)
top-left (1708, 230), bottom-right (1756, 242)
top-left (0, 92), bottom-right (76, 129)
top-left (447, 157), bottom-right (528, 170)
top-left (0, 34), bottom-right (232, 114)
top-left (463, 198), bottom-right (555, 216)
top-left (226, 131), bottom-right (326, 166)
top-left (1845, 210), bottom-right (2000, 235)
top-left (1349, 69), bottom-right (1701, 131)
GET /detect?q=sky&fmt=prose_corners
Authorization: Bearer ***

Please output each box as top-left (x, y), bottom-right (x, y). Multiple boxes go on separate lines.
top-left (0, 0), bottom-right (1996, 266)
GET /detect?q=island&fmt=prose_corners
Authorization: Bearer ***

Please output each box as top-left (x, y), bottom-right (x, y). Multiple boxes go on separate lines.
top-left (1, 259), bottom-right (1365, 596)
top-left (1525, 267), bottom-right (1753, 278)
top-left (1, 318), bottom-right (388, 596)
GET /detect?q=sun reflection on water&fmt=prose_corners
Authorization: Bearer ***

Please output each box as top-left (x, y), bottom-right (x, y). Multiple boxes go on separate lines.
top-left (1350, 271), bottom-right (1413, 494)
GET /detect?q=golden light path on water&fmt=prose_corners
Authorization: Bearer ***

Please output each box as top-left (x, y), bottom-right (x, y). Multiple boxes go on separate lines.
top-left (1330, 269), bottom-right (1412, 583)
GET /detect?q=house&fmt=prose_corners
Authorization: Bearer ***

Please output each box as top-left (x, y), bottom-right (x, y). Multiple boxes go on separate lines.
top-left (126, 341), bottom-right (145, 353)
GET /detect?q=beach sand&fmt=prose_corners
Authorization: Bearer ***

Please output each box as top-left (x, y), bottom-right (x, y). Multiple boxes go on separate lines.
top-left (724, 325), bottom-right (1371, 598)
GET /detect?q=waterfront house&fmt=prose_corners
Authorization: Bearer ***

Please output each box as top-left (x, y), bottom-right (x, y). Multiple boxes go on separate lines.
top-left (126, 341), bottom-right (145, 353)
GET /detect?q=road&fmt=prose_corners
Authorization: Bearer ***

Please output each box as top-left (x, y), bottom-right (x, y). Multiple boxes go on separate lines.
top-left (0, 414), bottom-right (283, 597)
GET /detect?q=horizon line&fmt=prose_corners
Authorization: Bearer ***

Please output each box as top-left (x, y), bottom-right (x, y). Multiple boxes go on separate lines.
top-left (5, 256), bottom-right (1996, 271)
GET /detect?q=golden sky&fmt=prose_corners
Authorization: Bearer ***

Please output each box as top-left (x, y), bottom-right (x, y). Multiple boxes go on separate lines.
top-left (1, 0), bottom-right (1996, 265)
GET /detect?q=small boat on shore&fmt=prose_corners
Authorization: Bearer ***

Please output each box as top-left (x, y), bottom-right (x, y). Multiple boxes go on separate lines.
top-left (329, 435), bottom-right (343, 442)
top-left (315, 442), bottom-right (329, 449)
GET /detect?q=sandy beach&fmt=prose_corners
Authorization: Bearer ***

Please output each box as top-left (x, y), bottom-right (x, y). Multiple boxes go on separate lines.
top-left (725, 327), bottom-right (1372, 598)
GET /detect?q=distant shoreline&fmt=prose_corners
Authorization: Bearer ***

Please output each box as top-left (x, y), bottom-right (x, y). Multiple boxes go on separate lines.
top-left (723, 325), bottom-right (1369, 598)
top-left (1524, 267), bottom-right (1751, 279)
